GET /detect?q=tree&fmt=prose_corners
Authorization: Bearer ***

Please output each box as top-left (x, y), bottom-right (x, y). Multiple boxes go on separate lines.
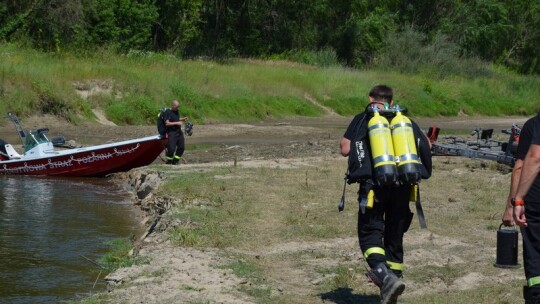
top-left (152, 0), bottom-right (202, 55)
top-left (441, 0), bottom-right (512, 61)
top-left (83, 0), bottom-right (158, 51)
top-left (503, 0), bottom-right (540, 74)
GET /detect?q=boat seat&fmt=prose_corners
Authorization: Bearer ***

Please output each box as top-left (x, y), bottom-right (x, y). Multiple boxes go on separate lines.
top-left (4, 144), bottom-right (22, 159)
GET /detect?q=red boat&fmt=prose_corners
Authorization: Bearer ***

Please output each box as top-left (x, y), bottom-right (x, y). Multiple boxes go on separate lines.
top-left (0, 113), bottom-right (166, 177)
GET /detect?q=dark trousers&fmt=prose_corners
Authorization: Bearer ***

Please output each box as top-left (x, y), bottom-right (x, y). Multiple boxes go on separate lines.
top-left (0, 139), bottom-right (8, 160)
top-left (166, 131), bottom-right (185, 161)
top-left (358, 185), bottom-right (414, 275)
top-left (522, 201), bottom-right (540, 296)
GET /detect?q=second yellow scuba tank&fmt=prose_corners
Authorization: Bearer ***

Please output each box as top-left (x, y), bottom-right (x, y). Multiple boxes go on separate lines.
top-left (368, 111), bottom-right (397, 186)
top-left (390, 111), bottom-right (421, 184)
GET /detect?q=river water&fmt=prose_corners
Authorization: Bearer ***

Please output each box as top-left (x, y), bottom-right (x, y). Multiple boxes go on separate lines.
top-left (0, 176), bottom-right (141, 303)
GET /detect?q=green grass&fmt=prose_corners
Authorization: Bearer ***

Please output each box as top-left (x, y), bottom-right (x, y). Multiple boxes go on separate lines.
top-left (185, 143), bottom-right (218, 151)
top-left (1, 43), bottom-right (539, 124)
top-left (407, 263), bottom-right (463, 286)
top-left (158, 165), bottom-right (356, 249)
top-left (326, 265), bottom-right (362, 289)
top-left (222, 258), bottom-right (264, 282)
top-left (99, 239), bottom-right (149, 272)
top-left (170, 222), bottom-right (200, 246)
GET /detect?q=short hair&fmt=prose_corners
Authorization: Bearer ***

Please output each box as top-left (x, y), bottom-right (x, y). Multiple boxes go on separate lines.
top-left (369, 85), bottom-right (393, 101)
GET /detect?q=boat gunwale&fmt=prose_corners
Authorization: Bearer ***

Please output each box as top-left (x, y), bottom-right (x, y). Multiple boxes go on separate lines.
top-left (0, 135), bottom-right (163, 164)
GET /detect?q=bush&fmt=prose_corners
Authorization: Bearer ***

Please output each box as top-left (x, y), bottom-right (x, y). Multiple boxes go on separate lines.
top-left (374, 27), bottom-right (492, 78)
top-left (272, 48), bottom-right (340, 68)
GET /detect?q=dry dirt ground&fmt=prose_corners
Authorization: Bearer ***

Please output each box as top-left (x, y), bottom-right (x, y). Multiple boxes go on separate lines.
top-left (0, 113), bottom-right (531, 304)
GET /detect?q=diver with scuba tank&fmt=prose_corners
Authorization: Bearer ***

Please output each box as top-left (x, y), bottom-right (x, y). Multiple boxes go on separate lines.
top-left (340, 85), bottom-right (432, 304)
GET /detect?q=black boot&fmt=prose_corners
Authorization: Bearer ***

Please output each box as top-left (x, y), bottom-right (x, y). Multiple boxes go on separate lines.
top-left (525, 286), bottom-right (540, 304)
top-left (368, 263), bottom-right (405, 304)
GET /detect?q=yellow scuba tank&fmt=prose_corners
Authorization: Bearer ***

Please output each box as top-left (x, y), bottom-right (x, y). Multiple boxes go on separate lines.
top-left (368, 111), bottom-right (397, 186)
top-left (390, 111), bottom-right (421, 184)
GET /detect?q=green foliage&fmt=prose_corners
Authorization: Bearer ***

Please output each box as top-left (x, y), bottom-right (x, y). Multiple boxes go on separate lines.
top-left (168, 81), bottom-right (205, 122)
top-left (441, 0), bottom-right (511, 61)
top-left (1, 0), bottom-right (540, 74)
top-left (375, 27), bottom-right (492, 79)
top-left (223, 259), bottom-right (262, 281)
top-left (272, 48), bottom-right (341, 68)
top-left (71, 0), bottom-right (159, 52)
top-left (329, 266), bottom-right (359, 289)
top-left (99, 239), bottom-right (149, 272)
top-left (201, 96), bottom-right (323, 122)
top-left (169, 207), bottom-right (239, 248)
top-left (338, 8), bottom-right (397, 67)
top-left (111, 0), bottom-right (158, 51)
top-left (153, 0), bottom-right (203, 55)
top-left (105, 97), bottom-right (156, 125)
top-left (170, 224), bottom-right (199, 246)
top-left (30, 80), bottom-right (75, 118)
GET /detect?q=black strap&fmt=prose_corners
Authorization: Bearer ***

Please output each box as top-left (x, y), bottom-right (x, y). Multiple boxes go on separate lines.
top-left (338, 172), bottom-right (347, 212)
top-left (415, 186), bottom-right (427, 229)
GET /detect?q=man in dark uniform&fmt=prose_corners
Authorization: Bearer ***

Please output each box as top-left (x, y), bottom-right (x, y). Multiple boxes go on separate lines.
top-left (340, 85), bottom-right (431, 304)
top-left (0, 139), bottom-right (9, 161)
top-left (164, 100), bottom-right (188, 165)
top-left (513, 111), bottom-right (540, 303)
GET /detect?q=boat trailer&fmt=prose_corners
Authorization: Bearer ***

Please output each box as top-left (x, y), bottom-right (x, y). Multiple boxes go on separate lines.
top-left (428, 124), bottom-right (521, 167)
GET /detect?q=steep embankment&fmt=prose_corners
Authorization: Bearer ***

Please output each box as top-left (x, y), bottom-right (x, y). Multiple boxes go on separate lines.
top-left (1, 44), bottom-right (540, 126)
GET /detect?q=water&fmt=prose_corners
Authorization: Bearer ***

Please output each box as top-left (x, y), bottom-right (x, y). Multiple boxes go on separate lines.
top-left (0, 176), bottom-right (141, 303)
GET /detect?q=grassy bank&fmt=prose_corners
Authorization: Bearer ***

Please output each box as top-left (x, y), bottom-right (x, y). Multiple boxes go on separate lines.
top-left (136, 156), bottom-right (521, 304)
top-left (1, 43), bottom-right (539, 124)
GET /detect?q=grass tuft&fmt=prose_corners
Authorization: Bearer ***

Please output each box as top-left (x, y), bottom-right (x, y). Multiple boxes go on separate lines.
top-left (99, 239), bottom-right (149, 272)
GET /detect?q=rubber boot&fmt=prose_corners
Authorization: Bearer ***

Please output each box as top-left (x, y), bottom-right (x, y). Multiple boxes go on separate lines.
top-left (525, 286), bottom-right (540, 304)
top-left (525, 286), bottom-right (533, 304)
top-left (371, 263), bottom-right (405, 304)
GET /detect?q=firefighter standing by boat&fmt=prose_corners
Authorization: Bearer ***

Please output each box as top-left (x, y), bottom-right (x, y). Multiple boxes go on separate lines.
top-left (340, 85), bottom-right (432, 304)
top-left (164, 100), bottom-right (189, 165)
